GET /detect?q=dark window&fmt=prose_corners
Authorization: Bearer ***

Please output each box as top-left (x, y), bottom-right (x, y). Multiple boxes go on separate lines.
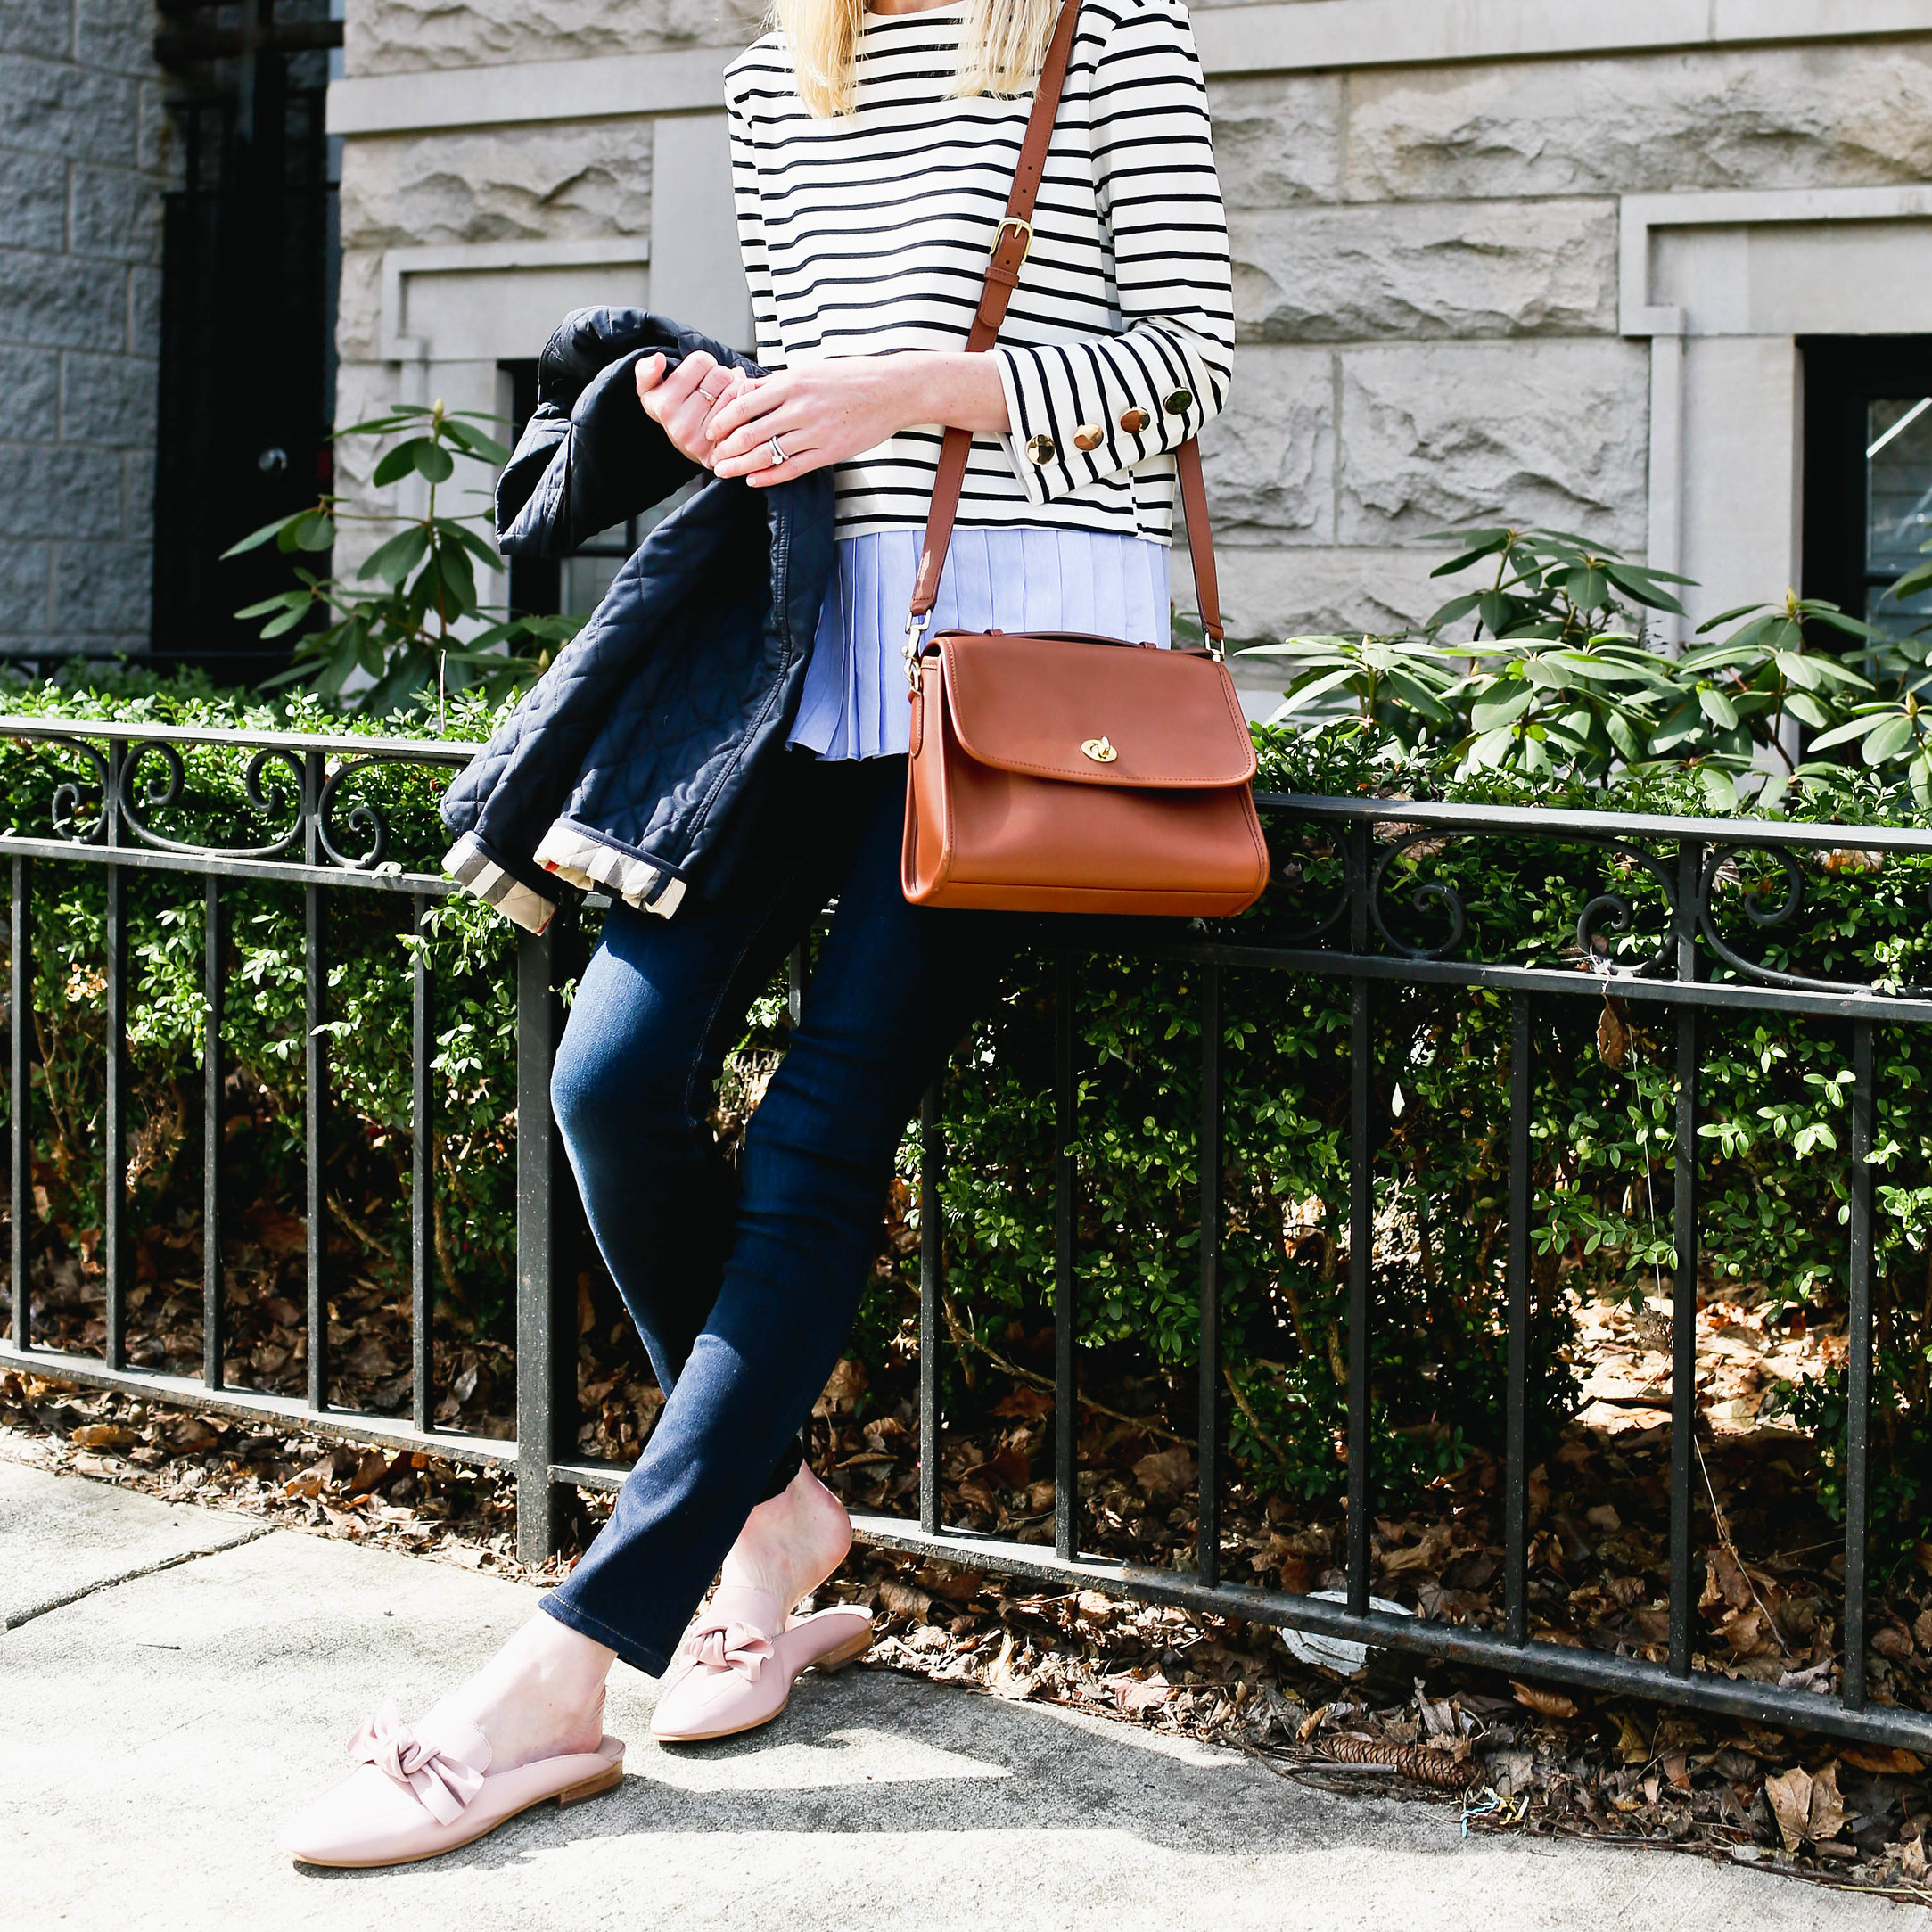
top-left (152, 1), bottom-right (341, 676)
top-left (1802, 336), bottom-right (1932, 637)
top-left (500, 358), bottom-right (697, 624)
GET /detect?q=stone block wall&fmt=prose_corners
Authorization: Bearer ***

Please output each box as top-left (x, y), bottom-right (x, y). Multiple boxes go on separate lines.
top-left (1204, 37), bottom-right (1932, 642)
top-left (327, 11), bottom-right (1932, 649)
top-left (0, 0), bottom-right (171, 655)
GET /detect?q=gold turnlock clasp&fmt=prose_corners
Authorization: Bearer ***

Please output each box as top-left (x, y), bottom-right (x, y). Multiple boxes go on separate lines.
top-left (991, 217), bottom-right (1033, 265)
top-left (1081, 736), bottom-right (1118, 764)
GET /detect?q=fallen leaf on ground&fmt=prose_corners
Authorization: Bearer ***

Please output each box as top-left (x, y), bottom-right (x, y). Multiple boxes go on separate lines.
top-left (1887, 1835), bottom-right (1929, 1880)
top-left (1766, 1765), bottom-right (1813, 1852)
top-left (1104, 1670), bottom-right (1171, 1714)
top-left (69, 1423), bottom-right (135, 1450)
top-left (1841, 1745), bottom-right (1925, 1776)
top-left (1512, 1681), bottom-right (1577, 1720)
top-left (1807, 1760), bottom-right (1846, 1843)
top-left (813, 1357), bottom-right (867, 1416)
top-left (1132, 1447), bottom-right (1196, 1500)
top-left (877, 1580), bottom-right (933, 1619)
top-left (1380, 1521), bottom-right (1451, 1577)
top-left (990, 1388), bottom-right (1055, 1419)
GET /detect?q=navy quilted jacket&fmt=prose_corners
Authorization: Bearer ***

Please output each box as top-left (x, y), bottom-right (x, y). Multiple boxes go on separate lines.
top-left (438, 308), bottom-right (837, 932)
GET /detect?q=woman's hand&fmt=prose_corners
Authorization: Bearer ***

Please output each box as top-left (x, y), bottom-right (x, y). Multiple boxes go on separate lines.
top-left (634, 351), bottom-right (750, 467)
top-left (703, 353), bottom-right (1008, 487)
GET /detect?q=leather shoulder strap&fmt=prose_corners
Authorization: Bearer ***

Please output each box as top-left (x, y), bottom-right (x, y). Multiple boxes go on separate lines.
top-left (907, 0), bottom-right (1221, 648)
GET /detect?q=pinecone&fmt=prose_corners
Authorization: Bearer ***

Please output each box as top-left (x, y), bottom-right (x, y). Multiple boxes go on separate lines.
top-left (1321, 1735), bottom-right (1482, 1790)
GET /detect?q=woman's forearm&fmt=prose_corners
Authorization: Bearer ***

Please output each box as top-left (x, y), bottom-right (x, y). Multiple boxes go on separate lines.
top-left (703, 349), bottom-right (1012, 483)
top-left (894, 352), bottom-right (1010, 435)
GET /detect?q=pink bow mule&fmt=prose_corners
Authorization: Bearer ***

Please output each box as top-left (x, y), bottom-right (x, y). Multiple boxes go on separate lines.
top-left (280, 1701), bottom-right (626, 1868)
top-left (649, 1584), bottom-right (874, 1743)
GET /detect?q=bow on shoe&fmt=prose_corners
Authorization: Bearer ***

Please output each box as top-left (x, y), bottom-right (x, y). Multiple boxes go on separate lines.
top-left (349, 1704), bottom-right (490, 1824)
top-left (686, 1619), bottom-right (777, 1681)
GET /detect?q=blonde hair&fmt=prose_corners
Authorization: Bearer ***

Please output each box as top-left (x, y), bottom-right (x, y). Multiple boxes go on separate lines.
top-left (772, 0), bottom-right (1058, 118)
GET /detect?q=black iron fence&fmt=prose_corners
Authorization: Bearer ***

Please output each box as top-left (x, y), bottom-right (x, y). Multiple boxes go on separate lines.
top-left (3, 716), bottom-right (1928, 1755)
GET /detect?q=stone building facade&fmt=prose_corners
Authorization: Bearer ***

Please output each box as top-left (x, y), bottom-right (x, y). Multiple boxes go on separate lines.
top-left (10, 3), bottom-right (1932, 673)
top-left (324, 1), bottom-right (1932, 695)
top-left (0, 0), bottom-right (172, 656)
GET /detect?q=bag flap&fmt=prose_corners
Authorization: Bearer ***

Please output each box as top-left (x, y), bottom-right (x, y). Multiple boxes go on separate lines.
top-left (937, 632), bottom-right (1257, 788)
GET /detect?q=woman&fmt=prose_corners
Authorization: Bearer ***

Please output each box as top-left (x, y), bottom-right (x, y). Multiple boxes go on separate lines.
top-left (283, 0), bottom-right (1230, 1866)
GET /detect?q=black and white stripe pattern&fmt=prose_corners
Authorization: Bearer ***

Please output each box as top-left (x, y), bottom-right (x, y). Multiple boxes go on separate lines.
top-left (724, 0), bottom-right (1234, 541)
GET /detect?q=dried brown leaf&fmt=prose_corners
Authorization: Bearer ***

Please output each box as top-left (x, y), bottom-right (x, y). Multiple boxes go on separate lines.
top-left (1132, 1447), bottom-right (1196, 1500)
top-left (1703, 1547), bottom-right (1752, 1617)
top-left (1379, 1520), bottom-right (1451, 1578)
top-left (1840, 1745), bottom-right (1925, 1776)
top-left (1596, 999), bottom-right (1631, 1071)
top-left (1765, 1765), bottom-right (1813, 1853)
top-left (69, 1423), bottom-right (136, 1450)
top-left (1613, 1711), bottom-right (1650, 1764)
top-left (1104, 1671), bottom-right (1171, 1715)
top-left (1807, 1760), bottom-right (1846, 1843)
top-left (989, 1388), bottom-right (1056, 1419)
top-left (813, 1357), bottom-right (867, 1418)
top-left (1511, 1681), bottom-right (1578, 1721)
top-left (877, 1580), bottom-right (933, 1620)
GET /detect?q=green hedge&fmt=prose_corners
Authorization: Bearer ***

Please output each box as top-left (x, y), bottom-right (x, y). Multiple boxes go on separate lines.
top-left (3, 670), bottom-right (1928, 1565)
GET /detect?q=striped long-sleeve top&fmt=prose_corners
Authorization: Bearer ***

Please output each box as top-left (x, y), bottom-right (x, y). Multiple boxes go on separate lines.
top-left (722, 0), bottom-right (1235, 544)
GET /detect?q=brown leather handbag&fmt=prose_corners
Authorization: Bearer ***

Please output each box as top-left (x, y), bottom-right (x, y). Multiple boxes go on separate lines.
top-left (900, 0), bottom-right (1269, 918)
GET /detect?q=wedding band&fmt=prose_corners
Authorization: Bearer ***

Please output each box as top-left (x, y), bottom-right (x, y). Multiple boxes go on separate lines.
top-left (769, 434), bottom-right (787, 467)
top-left (697, 384), bottom-right (722, 402)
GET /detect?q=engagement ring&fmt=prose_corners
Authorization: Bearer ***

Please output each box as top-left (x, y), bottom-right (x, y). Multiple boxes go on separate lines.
top-left (769, 435), bottom-right (787, 467)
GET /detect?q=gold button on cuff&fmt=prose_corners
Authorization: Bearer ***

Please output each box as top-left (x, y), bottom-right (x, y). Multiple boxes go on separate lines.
top-left (1073, 423), bottom-right (1105, 453)
top-left (1024, 433), bottom-right (1056, 465)
top-left (1118, 407), bottom-right (1151, 433)
top-left (1163, 388), bottom-right (1193, 415)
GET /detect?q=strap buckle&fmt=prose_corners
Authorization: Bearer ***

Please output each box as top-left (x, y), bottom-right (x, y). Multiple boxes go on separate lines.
top-left (904, 610), bottom-right (933, 690)
top-left (991, 217), bottom-right (1033, 264)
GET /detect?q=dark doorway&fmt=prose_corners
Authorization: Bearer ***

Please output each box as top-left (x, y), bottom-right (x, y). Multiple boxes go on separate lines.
top-left (1802, 336), bottom-right (1932, 638)
top-left (152, 0), bottom-right (341, 678)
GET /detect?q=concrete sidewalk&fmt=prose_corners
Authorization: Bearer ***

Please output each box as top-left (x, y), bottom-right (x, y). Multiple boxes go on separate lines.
top-left (0, 1460), bottom-right (1904, 1932)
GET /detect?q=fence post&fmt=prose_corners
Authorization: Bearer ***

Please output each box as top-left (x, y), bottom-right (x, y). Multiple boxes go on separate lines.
top-left (1503, 992), bottom-right (1533, 1645)
top-left (1054, 951), bottom-right (1079, 1562)
top-left (1844, 1019), bottom-right (1875, 1709)
top-left (1197, 959), bottom-right (1222, 1586)
top-left (411, 895), bottom-right (436, 1433)
top-left (103, 743), bottom-right (127, 1370)
top-left (917, 1081), bottom-right (943, 1537)
top-left (515, 920), bottom-right (570, 1564)
top-left (303, 749), bottom-right (329, 1412)
top-left (202, 878), bottom-right (224, 1389)
top-left (10, 855), bottom-right (30, 1349)
top-left (1344, 820), bottom-right (1373, 1615)
top-left (1668, 840), bottom-right (1702, 1677)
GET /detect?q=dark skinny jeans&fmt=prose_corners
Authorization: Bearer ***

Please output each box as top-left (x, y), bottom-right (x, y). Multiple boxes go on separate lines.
top-left (540, 752), bottom-right (1012, 1674)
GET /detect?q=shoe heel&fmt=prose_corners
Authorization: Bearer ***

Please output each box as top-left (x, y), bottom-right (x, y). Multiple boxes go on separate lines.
top-left (557, 1762), bottom-right (624, 1808)
top-left (816, 1629), bottom-right (875, 1673)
